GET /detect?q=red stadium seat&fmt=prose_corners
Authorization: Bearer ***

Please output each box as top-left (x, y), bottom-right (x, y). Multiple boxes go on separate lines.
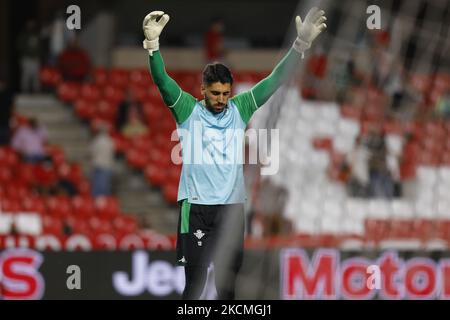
top-left (74, 99), bottom-right (95, 119)
top-left (77, 180), bottom-right (91, 196)
top-left (126, 149), bottom-right (149, 169)
top-left (442, 152), bottom-right (450, 165)
top-left (72, 195), bottom-right (95, 218)
top-left (413, 219), bottom-right (436, 242)
top-left (93, 68), bottom-right (108, 86)
top-left (0, 198), bottom-right (21, 213)
top-left (80, 83), bottom-right (101, 101)
top-left (42, 215), bottom-right (64, 236)
top-left (33, 163), bottom-right (57, 187)
top-left (66, 216), bottom-right (91, 235)
top-left (0, 167), bottom-right (12, 184)
top-left (39, 66), bottom-right (61, 88)
top-left (364, 219), bottom-right (390, 243)
top-left (144, 163), bottom-right (166, 187)
top-left (103, 84), bottom-right (125, 104)
top-left (312, 137), bottom-right (333, 151)
top-left (167, 165), bottom-right (181, 184)
top-left (388, 219), bottom-right (414, 239)
top-left (95, 196), bottom-right (120, 219)
top-left (0, 147), bottom-right (19, 167)
top-left (21, 196), bottom-right (47, 215)
top-left (46, 196), bottom-right (72, 218)
top-left (46, 145), bottom-right (66, 167)
top-left (113, 215), bottom-right (139, 234)
top-left (95, 99), bottom-right (117, 122)
top-left (109, 69), bottom-right (129, 88)
top-left (130, 69), bottom-right (152, 87)
top-left (416, 152), bottom-right (440, 166)
top-left (17, 163), bottom-right (37, 186)
top-left (129, 84), bottom-right (150, 103)
top-left (435, 220), bottom-right (450, 241)
top-left (110, 132), bottom-right (130, 154)
top-left (88, 216), bottom-right (114, 234)
top-left (163, 182), bottom-right (178, 204)
top-left (57, 82), bottom-right (81, 103)
top-left (5, 182), bottom-right (29, 201)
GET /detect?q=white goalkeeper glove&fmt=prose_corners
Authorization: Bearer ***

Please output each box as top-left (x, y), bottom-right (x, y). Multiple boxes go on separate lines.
top-left (142, 11), bottom-right (170, 56)
top-left (293, 7), bottom-right (327, 56)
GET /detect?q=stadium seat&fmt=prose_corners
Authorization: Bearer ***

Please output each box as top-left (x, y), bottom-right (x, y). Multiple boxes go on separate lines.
top-left (95, 196), bottom-right (120, 219)
top-left (14, 213), bottom-right (42, 236)
top-left (21, 196), bottom-right (47, 215)
top-left (113, 215), bottom-right (138, 234)
top-left (109, 69), bottom-right (129, 88)
top-left (126, 149), bottom-right (149, 169)
top-left (40, 66), bottom-right (62, 88)
top-left (57, 82), bottom-right (81, 103)
top-left (391, 200), bottom-right (414, 219)
top-left (368, 200), bottom-right (391, 219)
top-left (93, 68), bottom-right (108, 86)
top-left (46, 196), bottom-right (72, 218)
top-left (0, 214), bottom-right (13, 235)
top-left (0, 198), bottom-right (21, 213)
top-left (144, 163), bottom-right (167, 187)
top-left (103, 84), bottom-right (125, 104)
top-left (436, 200), bottom-right (450, 219)
top-left (80, 83), bottom-right (102, 101)
top-left (414, 200), bottom-right (435, 219)
top-left (42, 215), bottom-right (64, 236)
top-left (72, 195), bottom-right (95, 218)
top-left (88, 216), bottom-right (114, 234)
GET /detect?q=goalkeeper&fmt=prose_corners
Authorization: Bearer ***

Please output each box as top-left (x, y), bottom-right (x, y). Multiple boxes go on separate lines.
top-left (143, 8), bottom-right (326, 300)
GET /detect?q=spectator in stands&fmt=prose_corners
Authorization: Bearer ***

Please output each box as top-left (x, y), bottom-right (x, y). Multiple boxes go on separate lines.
top-left (115, 90), bottom-right (143, 132)
top-left (0, 75), bottom-right (14, 145)
top-left (252, 178), bottom-right (289, 236)
top-left (204, 17), bottom-right (226, 63)
top-left (55, 163), bottom-right (78, 196)
top-left (366, 128), bottom-right (395, 198)
top-left (57, 36), bottom-right (91, 82)
top-left (333, 52), bottom-right (363, 103)
top-left (17, 20), bottom-right (42, 93)
top-left (346, 136), bottom-right (370, 197)
top-left (369, 30), bottom-right (394, 90)
top-left (90, 123), bottom-right (115, 197)
top-left (243, 144), bottom-right (262, 237)
top-left (12, 117), bottom-right (50, 163)
top-left (121, 106), bottom-right (148, 138)
top-left (384, 63), bottom-right (422, 118)
top-left (41, 10), bottom-right (72, 66)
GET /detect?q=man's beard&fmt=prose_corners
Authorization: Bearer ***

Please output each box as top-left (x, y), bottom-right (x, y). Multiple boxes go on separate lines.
top-left (205, 96), bottom-right (227, 114)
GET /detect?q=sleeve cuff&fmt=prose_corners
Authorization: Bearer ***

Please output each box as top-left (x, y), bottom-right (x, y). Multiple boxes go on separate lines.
top-left (292, 37), bottom-right (311, 58)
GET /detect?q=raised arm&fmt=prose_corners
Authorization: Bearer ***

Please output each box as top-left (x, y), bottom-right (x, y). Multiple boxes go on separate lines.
top-left (148, 50), bottom-right (181, 107)
top-left (232, 8), bottom-right (327, 123)
top-left (252, 7), bottom-right (327, 107)
top-left (143, 11), bottom-right (196, 124)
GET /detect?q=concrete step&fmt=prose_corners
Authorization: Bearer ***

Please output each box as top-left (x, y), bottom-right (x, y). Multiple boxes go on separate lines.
top-left (14, 94), bottom-right (61, 109)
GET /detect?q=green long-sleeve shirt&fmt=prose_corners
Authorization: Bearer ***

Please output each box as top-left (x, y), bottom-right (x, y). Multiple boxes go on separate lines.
top-left (148, 48), bottom-right (302, 125)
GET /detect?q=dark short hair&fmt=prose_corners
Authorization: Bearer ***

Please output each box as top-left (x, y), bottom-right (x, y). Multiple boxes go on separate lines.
top-left (202, 63), bottom-right (233, 86)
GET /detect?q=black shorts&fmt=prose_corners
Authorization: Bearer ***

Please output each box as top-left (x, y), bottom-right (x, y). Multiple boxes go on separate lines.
top-left (176, 200), bottom-right (245, 269)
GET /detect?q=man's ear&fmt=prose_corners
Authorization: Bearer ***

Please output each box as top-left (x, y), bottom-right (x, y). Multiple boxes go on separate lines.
top-left (200, 84), bottom-right (206, 95)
